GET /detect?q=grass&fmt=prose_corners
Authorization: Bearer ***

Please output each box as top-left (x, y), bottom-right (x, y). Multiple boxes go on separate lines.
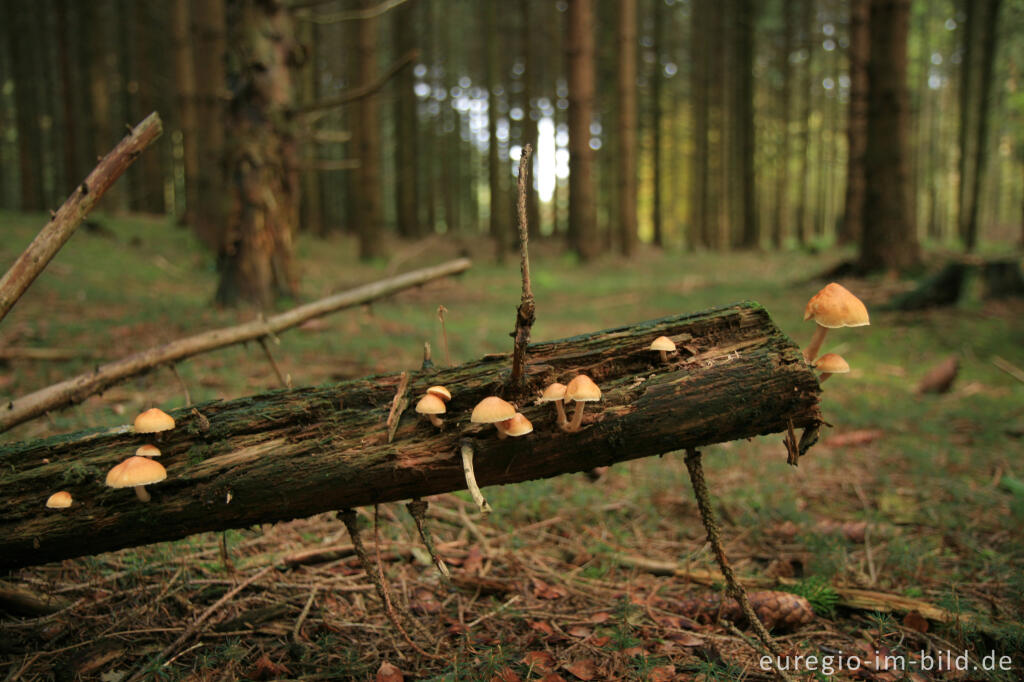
top-left (1, 209), bottom-right (1023, 680)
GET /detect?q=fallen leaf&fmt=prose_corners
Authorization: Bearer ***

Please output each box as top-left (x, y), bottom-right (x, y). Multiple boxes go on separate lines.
top-left (823, 429), bottom-right (885, 448)
top-left (522, 651), bottom-right (557, 673)
top-left (246, 655), bottom-right (291, 681)
top-left (648, 665), bottom-right (676, 682)
top-left (562, 658), bottom-right (597, 681)
top-left (620, 645), bottom-right (645, 658)
top-left (902, 610), bottom-right (929, 633)
top-left (411, 588), bottom-right (442, 614)
top-left (590, 636), bottom-right (611, 647)
top-left (567, 625), bottom-right (592, 638)
top-left (532, 577), bottom-right (568, 600)
top-left (489, 667), bottom-right (522, 682)
top-left (376, 661), bottom-right (403, 682)
top-left (666, 631), bottom-right (705, 647)
top-left (587, 612), bottom-right (611, 623)
top-left (916, 356), bottom-right (958, 394)
top-left (538, 675), bottom-right (567, 682)
top-left (530, 620), bottom-right (555, 636)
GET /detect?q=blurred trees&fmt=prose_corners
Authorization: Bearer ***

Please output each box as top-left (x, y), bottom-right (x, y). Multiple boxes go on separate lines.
top-left (1, 0), bottom-right (1023, 296)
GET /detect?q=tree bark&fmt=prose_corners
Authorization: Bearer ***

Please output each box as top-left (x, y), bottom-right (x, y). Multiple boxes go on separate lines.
top-left (772, 0), bottom-right (795, 248)
top-left (735, 0), bottom-right (758, 249)
top-left (8, 0), bottom-right (46, 211)
top-left (840, 0), bottom-right (869, 245)
top-left (193, 0), bottom-right (228, 250)
top-left (392, 0), bottom-right (420, 239)
top-left (690, 0), bottom-right (709, 249)
top-left (649, 0), bottom-right (665, 249)
top-left (171, 0), bottom-right (200, 228)
top-left (567, 0), bottom-right (598, 261)
top-left (215, 0), bottom-right (302, 307)
top-left (858, 0), bottom-right (921, 272)
top-left (484, 0), bottom-right (506, 259)
top-left (353, 0), bottom-right (385, 259)
top-left (0, 302), bottom-right (821, 571)
top-left (617, 0), bottom-right (638, 258)
top-left (793, 0), bottom-right (814, 248)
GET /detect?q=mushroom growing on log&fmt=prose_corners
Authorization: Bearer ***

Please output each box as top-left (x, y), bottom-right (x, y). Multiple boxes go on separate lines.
top-left (0, 302), bottom-right (821, 571)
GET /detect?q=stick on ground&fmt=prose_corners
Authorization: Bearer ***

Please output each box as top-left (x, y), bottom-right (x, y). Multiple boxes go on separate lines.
top-left (508, 144), bottom-right (535, 394)
top-left (0, 112), bottom-right (163, 325)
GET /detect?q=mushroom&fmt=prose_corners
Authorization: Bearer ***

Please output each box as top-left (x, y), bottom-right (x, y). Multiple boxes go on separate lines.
top-left (133, 408), bottom-right (175, 435)
top-left (136, 444), bottom-right (161, 458)
top-left (106, 456), bottom-right (167, 502)
top-left (46, 491), bottom-right (72, 509)
top-left (814, 353), bottom-right (850, 384)
top-left (649, 336), bottom-right (676, 363)
top-left (471, 396), bottom-right (517, 437)
top-left (426, 385), bottom-right (452, 402)
top-left (415, 393), bottom-right (447, 428)
top-left (802, 282), bottom-right (870, 362)
top-left (500, 413), bottom-right (534, 438)
top-left (537, 382), bottom-right (568, 429)
top-left (563, 374), bottom-right (601, 432)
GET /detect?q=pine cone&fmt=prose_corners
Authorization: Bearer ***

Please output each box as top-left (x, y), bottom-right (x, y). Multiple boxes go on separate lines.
top-left (676, 590), bottom-right (814, 631)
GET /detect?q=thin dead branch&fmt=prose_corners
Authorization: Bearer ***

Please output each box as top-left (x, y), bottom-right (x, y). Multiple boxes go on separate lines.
top-left (0, 258), bottom-right (470, 433)
top-left (295, 50), bottom-right (419, 115)
top-left (508, 144), bottom-right (535, 393)
top-left (293, 0), bottom-right (410, 22)
top-left (0, 112), bottom-right (163, 325)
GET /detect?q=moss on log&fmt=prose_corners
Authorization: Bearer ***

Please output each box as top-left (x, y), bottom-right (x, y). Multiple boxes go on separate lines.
top-left (0, 302), bottom-right (820, 571)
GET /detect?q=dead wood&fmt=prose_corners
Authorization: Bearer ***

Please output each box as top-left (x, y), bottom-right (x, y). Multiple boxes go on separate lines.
top-left (0, 302), bottom-right (820, 571)
top-left (0, 112), bottom-right (163, 325)
top-left (0, 258), bottom-right (471, 434)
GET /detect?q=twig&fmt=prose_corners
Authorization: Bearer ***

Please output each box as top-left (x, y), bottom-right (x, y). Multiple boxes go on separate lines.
top-left (508, 144), bottom-right (535, 393)
top-left (257, 336), bottom-right (290, 389)
top-left (293, 0), bottom-right (410, 22)
top-left (406, 499), bottom-right (451, 580)
top-left (0, 112), bottom-right (163, 325)
top-left (295, 50), bottom-right (419, 115)
top-left (992, 355), bottom-right (1024, 383)
top-left (292, 586), bottom-right (318, 643)
top-left (0, 258), bottom-right (471, 433)
top-left (337, 509), bottom-right (440, 660)
top-left (0, 347), bottom-right (100, 361)
top-left (421, 341), bottom-right (433, 370)
top-left (128, 565), bottom-right (272, 681)
top-left (683, 448), bottom-right (784, 659)
top-left (168, 364), bottom-right (192, 407)
top-left (437, 306), bottom-right (451, 367)
top-left (385, 371), bottom-right (409, 443)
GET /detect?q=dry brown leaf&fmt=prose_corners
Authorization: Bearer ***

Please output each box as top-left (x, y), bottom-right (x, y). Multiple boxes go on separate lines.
top-left (411, 588), bottom-right (441, 614)
top-left (538, 675), bottom-right (568, 682)
top-left (916, 355), bottom-right (959, 394)
top-left (489, 667), bottom-right (523, 682)
top-left (666, 631), bottom-right (705, 647)
top-left (587, 611), bottom-right (611, 623)
top-left (590, 636), bottom-right (611, 647)
top-left (903, 610), bottom-right (929, 633)
top-left (648, 665), bottom-right (677, 682)
top-left (463, 546), bottom-right (484, 574)
top-left (530, 620), bottom-right (555, 636)
top-left (522, 651), bottom-right (557, 673)
top-left (376, 661), bottom-right (403, 682)
top-left (823, 429), bottom-right (885, 447)
top-left (245, 655), bottom-right (291, 681)
top-left (620, 645), bottom-right (645, 658)
top-left (567, 625), bottom-right (592, 638)
top-left (531, 577), bottom-right (568, 600)
top-left (562, 658), bottom-right (597, 681)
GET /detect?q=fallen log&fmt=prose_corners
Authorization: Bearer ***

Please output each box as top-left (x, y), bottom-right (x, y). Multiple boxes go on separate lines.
top-left (0, 301), bottom-right (820, 571)
top-left (0, 257), bottom-right (471, 434)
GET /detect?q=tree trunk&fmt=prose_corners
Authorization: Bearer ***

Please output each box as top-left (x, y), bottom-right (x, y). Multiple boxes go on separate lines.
top-left (484, 0), bottom-right (506, 259)
top-left (840, 0), bottom-right (869, 245)
top-left (214, 0), bottom-right (302, 307)
top-left (772, 0), bottom-right (795, 248)
top-left (567, 0), bottom-right (598, 261)
top-left (858, 0), bottom-right (921, 272)
top-left (649, 0), bottom-right (664, 249)
top-left (0, 302), bottom-right (821, 571)
top-left (520, 0), bottom-right (541, 241)
top-left (691, 0), bottom-right (709, 249)
top-left (296, 16), bottom-right (324, 237)
top-left (793, 0), bottom-right (814, 248)
top-left (617, 0), bottom-right (638, 257)
top-left (392, 0), bottom-right (420, 239)
top-left (193, 0), bottom-right (228, 250)
top-left (735, 0), bottom-right (758, 249)
top-left (961, 0), bottom-right (1002, 252)
top-left (171, 0), bottom-right (200, 228)
top-left (354, 0), bottom-right (385, 259)
top-left (8, 0), bottom-right (46, 210)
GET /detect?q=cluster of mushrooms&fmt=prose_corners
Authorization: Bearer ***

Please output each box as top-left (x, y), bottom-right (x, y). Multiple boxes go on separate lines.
top-left (802, 282), bottom-right (870, 382)
top-left (45, 407), bottom-right (175, 510)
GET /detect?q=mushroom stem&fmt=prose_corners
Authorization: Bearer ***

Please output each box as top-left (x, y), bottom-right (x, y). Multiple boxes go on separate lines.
top-left (460, 440), bottom-right (492, 515)
top-left (554, 400), bottom-right (567, 429)
top-left (428, 414), bottom-right (443, 428)
top-left (660, 350), bottom-right (669, 363)
top-left (803, 325), bottom-right (828, 362)
top-left (133, 485), bottom-right (151, 502)
top-left (567, 402), bottom-right (586, 432)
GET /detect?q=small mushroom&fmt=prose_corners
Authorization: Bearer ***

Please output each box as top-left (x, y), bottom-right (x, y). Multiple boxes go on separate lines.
top-left (471, 396), bottom-right (517, 437)
top-left (537, 382), bottom-right (568, 429)
top-left (136, 444), bottom-right (161, 458)
top-left (802, 282), bottom-right (870, 362)
top-left (106, 456), bottom-right (167, 502)
top-left (415, 393), bottom-right (447, 428)
top-left (649, 336), bottom-right (676, 363)
top-left (814, 353), bottom-right (850, 384)
top-left (46, 491), bottom-right (72, 509)
top-left (563, 374), bottom-right (601, 432)
top-left (500, 413), bottom-right (534, 438)
top-left (133, 408), bottom-right (175, 435)
top-left (426, 385), bottom-right (451, 402)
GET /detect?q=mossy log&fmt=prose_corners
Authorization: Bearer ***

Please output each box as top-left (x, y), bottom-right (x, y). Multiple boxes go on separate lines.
top-left (0, 302), bottom-right (821, 571)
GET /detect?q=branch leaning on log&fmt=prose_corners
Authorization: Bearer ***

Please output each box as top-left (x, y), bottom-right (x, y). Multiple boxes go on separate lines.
top-left (0, 258), bottom-right (471, 434)
top-left (0, 302), bottom-right (821, 571)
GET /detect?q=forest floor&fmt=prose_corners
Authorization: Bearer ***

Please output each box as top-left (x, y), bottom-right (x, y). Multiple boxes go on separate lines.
top-left (1, 210), bottom-right (1023, 681)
